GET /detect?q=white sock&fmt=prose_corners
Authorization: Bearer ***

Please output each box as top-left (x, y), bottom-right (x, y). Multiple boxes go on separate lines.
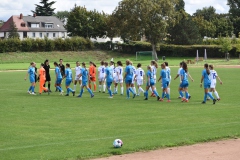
top-left (133, 87), bottom-right (136, 93)
top-left (74, 85), bottom-right (76, 91)
top-left (121, 87), bottom-right (124, 94)
top-left (167, 88), bottom-right (170, 95)
top-left (103, 85), bottom-right (106, 92)
top-left (149, 87), bottom-right (153, 93)
top-left (99, 85), bottom-right (102, 91)
top-left (214, 91), bottom-right (220, 99)
top-left (115, 87), bottom-right (117, 93)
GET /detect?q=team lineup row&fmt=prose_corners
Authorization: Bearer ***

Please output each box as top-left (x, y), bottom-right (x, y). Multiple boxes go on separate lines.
top-left (24, 59), bottom-right (223, 104)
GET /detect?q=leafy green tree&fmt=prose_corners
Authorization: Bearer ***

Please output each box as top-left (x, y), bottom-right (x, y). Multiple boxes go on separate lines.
top-left (31, 0), bottom-right (56, 16)
top-left (66, 5), bottom-right (107, 39)
top-left (8, 21), bottom-right (20, 39)
top-left (213, 14), bottom-right (233, 37)
top-left (192, 16), bottom-right (216, 38)
top-left (0, 20), bottom-right (4, 27)
top-left (193, 6), bottom-right (216, 21)
top-left (175, 0), bottom-right (185, 11)
top-left (112, 0), bottom-right (177, 60)
top-left (227, 0), bottom-right (240, 37)
top-left (54, 11), bottom-right (69, 23)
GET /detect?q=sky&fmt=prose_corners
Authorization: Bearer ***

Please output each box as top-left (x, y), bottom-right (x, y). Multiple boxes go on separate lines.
top-left (0, 0), bottom-right (229, 21)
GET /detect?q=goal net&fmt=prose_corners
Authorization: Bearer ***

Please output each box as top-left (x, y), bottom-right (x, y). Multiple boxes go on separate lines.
top-left (136, 51), bottom-right (153, 61)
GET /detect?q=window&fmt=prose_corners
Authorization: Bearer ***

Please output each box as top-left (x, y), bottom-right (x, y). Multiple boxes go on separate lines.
top-left (46, 33), bottom-right (49, 37)
top-left (32, 32), bottom-right (35, 38)
top-left (31, 23), bottom-right (39, 28)
top-left (39, 33), bottom-right (42, 38)
top-left (45, 23), bottom-right (53, 28)
top-left (62, 32), bottom-right (65, 38)
top-left (21, 23), bottom-right (26, 27)
top-left (53, 33), bottom-right (56, 37)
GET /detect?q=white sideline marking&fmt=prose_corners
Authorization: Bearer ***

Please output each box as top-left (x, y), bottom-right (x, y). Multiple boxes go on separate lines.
top-left (0, 122), bottom-right (239, 151)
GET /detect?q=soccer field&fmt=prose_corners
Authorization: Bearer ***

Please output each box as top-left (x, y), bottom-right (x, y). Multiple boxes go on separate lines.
top-left (0, 66), bottom-right (240, 160)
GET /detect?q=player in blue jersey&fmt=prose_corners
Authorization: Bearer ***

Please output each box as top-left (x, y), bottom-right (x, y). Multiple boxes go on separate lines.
top-left (123, 59), bottom-right (136, 99)
top-left (104, 62), bottom-right (114, 98)
top-left (144, 65), bottom-right (160, 101)
top-left (54, 62), bottom-right (64, 95)
top-left (179, 62), bottom-right (194, 102)
top-left (25, 62), bottom-right (37, 95)
top-left (200, 64), bottom-right (217, 104)
top-left (77, 62), bottom-right (94, 98)
top-left (62, 63), bottom-right (75, 96)
top-left (158, 63), bottom-right (170, 102)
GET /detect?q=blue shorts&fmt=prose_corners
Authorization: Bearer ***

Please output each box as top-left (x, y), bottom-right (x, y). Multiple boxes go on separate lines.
top-left (125, 79), bottom-right (132, 84)
top-left (56, 78), bottom-right (62, 85)
top-left (162, 81), bottom-right (169, 89)
top-left (107, 82), bottom-right (112, 88)
top-left (30, 77), bottom-right (35, 83)
top-left (146, 81), bottom-right (155, 87)
top-left (65, 79), bottom-right (72, 86)
top-left (204, 83), bottom-right (210, 89)
top-left (180, 81), bottom-right (189, 88)
top-left (82, 81), bottom-right (87, 86)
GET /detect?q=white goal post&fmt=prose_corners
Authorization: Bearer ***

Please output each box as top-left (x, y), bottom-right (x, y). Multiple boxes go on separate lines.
top-left (136, 51), bottom-right (154, 61)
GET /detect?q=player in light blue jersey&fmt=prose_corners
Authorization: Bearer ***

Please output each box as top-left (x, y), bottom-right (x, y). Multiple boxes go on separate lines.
top-left (25, 62), bottom-right (36, 95)
top-left (179, 62), bottom-right (194, 102)
top-left (77, 62), bottom-right (94, 98)
top-left (54, 62), bottom-right (63, 95)
top-left (144, 65), bottom-right (160, 101)
top-left (158, 63), bottom-right (170, 102)
top-left (104, 62), bottom-right (114, 98)
top-left (200, 64), bottom-right (216, 104)
top-left (62, 63), bottom-right (75, 96)
top-left (123, 60), bottom-right (136, 99)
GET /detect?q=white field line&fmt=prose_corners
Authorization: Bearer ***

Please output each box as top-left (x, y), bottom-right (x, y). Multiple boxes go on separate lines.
top-left (0, 121), bottom-right (239, 151)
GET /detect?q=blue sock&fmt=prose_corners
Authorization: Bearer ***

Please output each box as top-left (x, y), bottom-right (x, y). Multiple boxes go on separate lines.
top-left (57, 86), bottom-right (62, 92)
top-left (186, 92), bottom-right (189, 99)
top-left (79, 89), bottom-right (83, 96)
top-left (108, 88), bottom-right (112, 96)
top-left (166, 93), bottom-right (170, 100)
top-left (204, 93), bottom-right (207, 102)
top-left (127, 89), bottom-right (130, 98)
top-left (162, 92), bottom-right (165, 99)
top-left (129, 88), bottom-right (135, 94)
top-left (31, 86), bottom-right (35, 92)
top-left (87, 88), bottom-right (93, 95)
top-left (153, 90), bottom-right (159, 97)
top-left (67, 88), bottom-right (70, 94)
top-left (68, 88), bottom-right (73, 93)
top-left (145, 91), bottom-right (148, 98)
top-left (28, 86), bottom-right (32, 91)
top-left (207, 92), bottom-right (214, 100)
top-left (179, 91), bottom-right (184, 98)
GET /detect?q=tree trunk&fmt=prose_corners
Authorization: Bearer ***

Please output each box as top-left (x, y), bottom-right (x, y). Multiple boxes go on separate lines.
top-left (151, 43), bottom-right (158, 61)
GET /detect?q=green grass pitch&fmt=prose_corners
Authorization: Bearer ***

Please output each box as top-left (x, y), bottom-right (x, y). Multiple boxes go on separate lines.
top-left (0, 65), bottom-right (240, 160)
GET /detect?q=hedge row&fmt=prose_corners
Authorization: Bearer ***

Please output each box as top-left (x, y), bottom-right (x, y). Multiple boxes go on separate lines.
top-left (95, 41), bottom-right (240, 58)
top-left (0, 37), bottom-right (94, 53)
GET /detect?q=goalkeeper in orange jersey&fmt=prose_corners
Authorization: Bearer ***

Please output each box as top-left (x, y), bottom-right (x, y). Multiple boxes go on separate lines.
top-left (38, 63), bottom-right (49, 95)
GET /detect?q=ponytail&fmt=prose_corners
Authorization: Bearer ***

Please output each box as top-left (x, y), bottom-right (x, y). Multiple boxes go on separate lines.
top-left (204, 63), bottom-right (210, 75)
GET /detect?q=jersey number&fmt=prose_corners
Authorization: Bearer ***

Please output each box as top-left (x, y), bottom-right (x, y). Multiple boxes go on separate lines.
top-left (212, 73), bottom-right (216, 79)
top-left (102, 68), bottom-right (104, 73)
top-left (140, 71), bottom-right (143, 76)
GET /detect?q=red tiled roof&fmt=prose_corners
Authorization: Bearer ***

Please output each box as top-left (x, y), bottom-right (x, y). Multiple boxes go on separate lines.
top-left (0, 15), bottom-right (29, 32)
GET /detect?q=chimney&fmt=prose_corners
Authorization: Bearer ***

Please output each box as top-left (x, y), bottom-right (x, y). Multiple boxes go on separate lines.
top-left (33, 13), bottom-right (36, 17)
top-left (20, 13), bottom-right (23, 19)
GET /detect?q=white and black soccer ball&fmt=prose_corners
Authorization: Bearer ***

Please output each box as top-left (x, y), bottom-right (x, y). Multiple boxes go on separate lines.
top-left (113, 139), bottom-right (123, 148)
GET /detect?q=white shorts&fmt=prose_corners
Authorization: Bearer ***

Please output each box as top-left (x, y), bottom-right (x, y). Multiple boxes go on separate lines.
top-left (115, 77), bottom-right (123, 83)
top-left (137, 79), bottom-right (143, 86)
top-left (210, 82), bottom-right (216, 88)
top-left (98, 76), bottom-right (105, 82)
top-left (75, 76), bottom-right (82, 81)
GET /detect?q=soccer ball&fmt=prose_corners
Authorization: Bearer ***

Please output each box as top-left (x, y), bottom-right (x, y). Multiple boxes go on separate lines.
top-left (113, 139), bottom-right (123, 148)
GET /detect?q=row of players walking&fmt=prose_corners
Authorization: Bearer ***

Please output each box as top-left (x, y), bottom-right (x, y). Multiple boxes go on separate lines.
top-left (25, 59), bottom-right (223, 104)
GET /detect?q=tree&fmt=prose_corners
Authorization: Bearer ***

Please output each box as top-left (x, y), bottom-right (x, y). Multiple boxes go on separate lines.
top-left (220, 38), bottom-right (232, 61)
top-left (192, 16), bottom-right (216, 38)
top-left (66, 5), bottom-right (107, 39)
top-left (112, 0), bottom-right (177, 60)
top-left (175, 0), bottom-right (185, 11)
top-left (54, 11), bottom-right (69, 23)
top-left (193, 6), bottom-right (216, 21)
top-left (213, 14), bottom-right (233, 37)
top-left (8, 21), bottom-right (20, 39)
top-left (31, 0), bottom-right (56, 16)
top-left (0, 20), bottom-right (4, 27)
top-left (227, 0), bottom-right (240, 37)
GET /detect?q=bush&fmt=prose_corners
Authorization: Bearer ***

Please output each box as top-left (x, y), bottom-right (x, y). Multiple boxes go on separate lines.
top-left (21, 38), bottom-right (32, 52)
